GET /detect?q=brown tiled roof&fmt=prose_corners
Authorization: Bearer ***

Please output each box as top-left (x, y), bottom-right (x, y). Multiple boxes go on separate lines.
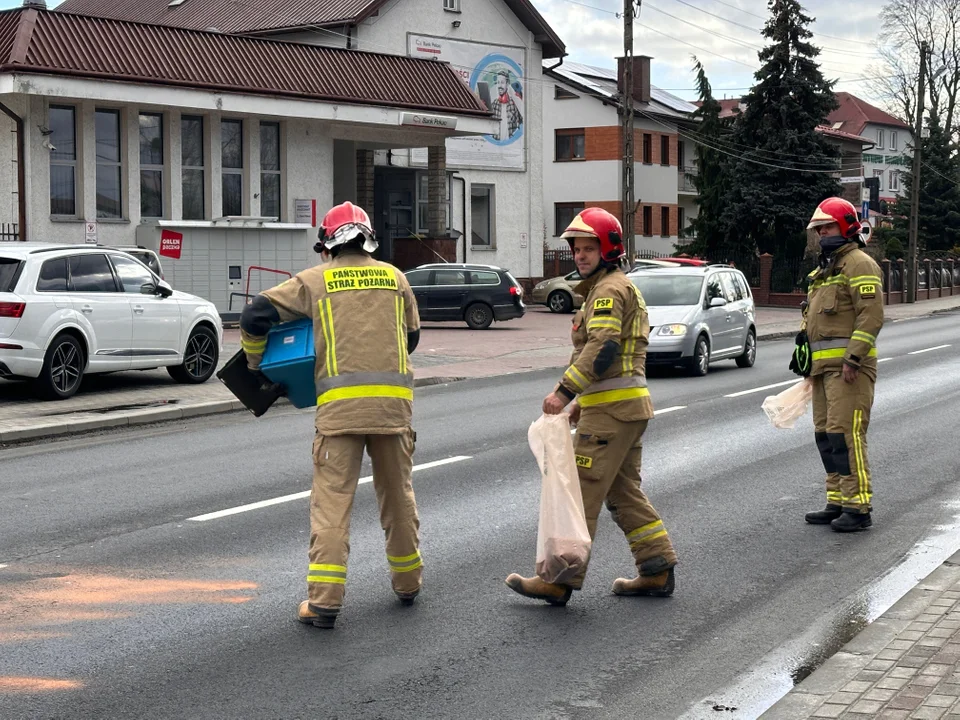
top-left (0, 8), bottom-right (490, 117)
top-left (816, 124), bottom-right (874, 146)
top-left (827, 92), bottom-right (910, 134)
top-left (55, 0), bottom-right (566, 58)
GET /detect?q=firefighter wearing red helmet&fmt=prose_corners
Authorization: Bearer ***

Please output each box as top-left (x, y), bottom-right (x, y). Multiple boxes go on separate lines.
top-left (795, 197), bottom-right (884, 532)
top-left (240, 201), bottom-right (424, 629)
top-left (506, 207), bottom-right (678, 605)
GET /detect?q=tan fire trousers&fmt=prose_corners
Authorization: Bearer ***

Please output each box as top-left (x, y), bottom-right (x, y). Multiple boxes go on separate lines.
top-left (570, 411), bottom-right (678, 589)
top-left (307, 429), bottom-right (422, 610)
top-left (811, 371), bottom-right (875, 513)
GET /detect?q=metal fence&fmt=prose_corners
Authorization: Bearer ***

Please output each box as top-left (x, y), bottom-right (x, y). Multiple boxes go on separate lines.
top-left (769, 256), bottom-right (819, 294)
top-left (0, 223), bottom-right (18, 242)
top-left (543, 249), bottom-right (576, 278)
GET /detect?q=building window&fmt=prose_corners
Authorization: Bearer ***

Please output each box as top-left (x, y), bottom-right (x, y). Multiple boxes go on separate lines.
top-left (890, 131), bottom-right (898, 151)
top-left (660, 136), bottom-right (670, 166)
top-left (49, 105), bottom-right (77, 217)
top-left (139, 113), bottom-right (164, 219)
top-left (95, 109), bottom-right (123, 219)
top-left (661, 206), bottom-right (670, 237)
top-left (677, 141), bottom-right (685, 169)
top-left (642, 205), bottom-right (652, 236)
top-left (890, 169), bottom-right (900, 192)
top-left (555, 129), bottom-right (585, 161)
top-left (555, 202), bottom-right (584, 236)
top-left (678, 206), bottom-right (686, 238)
top-left (642, 134), bottom-right (652, 164)
top-left (876, 129), bottom-right (885, 149)
top-left (416, 173), bottom-right (451, 233)
top-left (555, 85), bottom-right (579, 100)
top-left (181, 115), bottom-right (205, 220)
top-left (260, 122), bottom-right (281, 220)
top-left (471, 184), bottom-right (495, 247)
top-left (443, 0), bottom-right (460, 10)
top-left (221, 119), bottom-right (244, 217)
top-left (873, 168), bottom-right (885, 191)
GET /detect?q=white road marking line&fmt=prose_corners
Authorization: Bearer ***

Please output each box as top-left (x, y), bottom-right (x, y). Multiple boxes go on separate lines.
top-left (0, 564), bottom-right (7, 570)
top-left (188, 455), bottom-right (472, 522)
top-left (908, 344), bottom-right (951, 355)
top-left (655, 405), bottom-right (686, 415)
top-left (878, 357), bottom-right (894, 363)
top-left (724, 379), bottom-right (800, 398)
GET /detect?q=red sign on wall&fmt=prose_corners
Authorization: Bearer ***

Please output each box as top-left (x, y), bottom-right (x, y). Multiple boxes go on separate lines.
top-left (159, 230), bottom-right (183, 259)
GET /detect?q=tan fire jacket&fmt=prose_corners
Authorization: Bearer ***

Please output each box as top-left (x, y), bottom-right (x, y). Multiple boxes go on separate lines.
top-left (803, 243), bottom-right (884, 378)
top-left (240, 251), bottom-right (420, 435)
top-left (556, 267), bottom-right (654, 422)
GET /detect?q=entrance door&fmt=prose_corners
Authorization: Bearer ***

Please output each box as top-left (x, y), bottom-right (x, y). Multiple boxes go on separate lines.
top-left (374, 169), bottom-right (416, 264)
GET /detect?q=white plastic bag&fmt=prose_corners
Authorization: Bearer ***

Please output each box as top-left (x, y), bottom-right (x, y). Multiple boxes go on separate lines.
top-left (528, 413), bottom-right (592, 584)
top-left (761, 378), bottom-right (813, 429)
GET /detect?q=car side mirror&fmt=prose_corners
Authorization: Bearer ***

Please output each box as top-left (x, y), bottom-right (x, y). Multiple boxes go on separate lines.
top-left (142, 280), bottom-right (173, 297)
top-left (709, 297), bottom-right (727, 308)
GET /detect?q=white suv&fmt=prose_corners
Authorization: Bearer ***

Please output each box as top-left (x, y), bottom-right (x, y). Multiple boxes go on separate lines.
top-left (0, 244), bottom-right (222, 400)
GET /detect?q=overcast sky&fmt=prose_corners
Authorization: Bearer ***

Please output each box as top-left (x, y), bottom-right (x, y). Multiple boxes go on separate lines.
top-left (1, 0), bottom-right (890, 108)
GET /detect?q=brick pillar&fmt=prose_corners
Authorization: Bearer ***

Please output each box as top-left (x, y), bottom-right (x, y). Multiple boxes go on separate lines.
top-left (756, 253), bottom-right (773, 305)
top-left (427, 145), bottom-right (447, 238)
top-left (355, 150), bottom-right (375, 213)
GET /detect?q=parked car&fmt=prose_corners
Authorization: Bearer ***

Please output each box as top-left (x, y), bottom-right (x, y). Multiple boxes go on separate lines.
top-left (102, 246), bottom-right (164, 279)
top-left (534, 260), bottom-right (679, 313)
top-left (627, 264), bottom-right (757, 376)
top-left (404, 263), bottom-right (525, 329)
top-left (0, 244), bottom-right (222, 399)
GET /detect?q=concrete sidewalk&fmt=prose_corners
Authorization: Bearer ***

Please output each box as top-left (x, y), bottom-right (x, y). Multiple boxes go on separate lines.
top-left (1, 299), bottom-right (958, 444)
top-left (763, 551), bottom-right (960, 720)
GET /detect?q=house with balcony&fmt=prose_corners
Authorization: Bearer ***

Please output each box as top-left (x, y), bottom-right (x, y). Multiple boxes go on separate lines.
top-left (541, 58), bottom-right (700, 256)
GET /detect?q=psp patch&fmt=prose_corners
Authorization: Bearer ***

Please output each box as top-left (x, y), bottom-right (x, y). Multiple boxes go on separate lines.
top-left (858, 284), bottom-right (877, 298)
top-left (594, 298), bottom-right (614, 310)
top-left (575, 455), bottom-right (593, 469)
top-left (324, 266), bottom-right (398, 293)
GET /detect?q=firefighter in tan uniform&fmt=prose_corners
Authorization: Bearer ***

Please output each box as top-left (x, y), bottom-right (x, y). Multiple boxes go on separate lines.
top-left (506, 208), bottom-right (678, 605)
top-left (240, 202), bottom-right (423, 629)
top-left (793, 197), bottom-right (883, 532)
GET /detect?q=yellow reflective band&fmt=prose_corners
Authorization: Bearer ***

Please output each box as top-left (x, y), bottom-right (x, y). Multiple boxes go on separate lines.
top-left (594, 297), bottom-right (614, 310)
top-left (849, 275), bottom-right (882, 286)
top-left (851, 331), bottom-right (877, 346)
top-left (827, 491), bottom-right (843, 501)
top-left (391, 561), bottom-right (423, 573)
top-left (307, 575), bottom-right (346, 584)
top-left (627, 520), bottom-right (663, 539)
top-left (577, 387), bottom-right (650, 407)
top-left (241, 338), bottom-right (267, 353)
top-left (587, 319), bottom-right (622, 332)
top-left (812, 348), bottom-right (878, 361)
top-left (395, 296), bottom-right (406, 375)
top-left (853, 409), bottom-right (871, 506)
top-left (564, 366), bottom-right (589, 391)
top-left (632, 530), bottom-right (668, 545)
top-left (318, 297), bottom-right (338, 377)
top-left (323, 266), bottom-right (398, 293)
top-left (309, 564), bottom-right (346, 572)
top-left (316, 384), bottom-right (414, 406)
top-left (575, 455), bottom-right (593, 469)
top-left (387, 552), bottom-right (421, 564)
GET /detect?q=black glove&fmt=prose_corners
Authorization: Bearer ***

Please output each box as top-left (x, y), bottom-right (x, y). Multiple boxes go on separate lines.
top-left (788, 330), bottom-right (811, 377)
top-left (252, 369), bottom-right (286, 396)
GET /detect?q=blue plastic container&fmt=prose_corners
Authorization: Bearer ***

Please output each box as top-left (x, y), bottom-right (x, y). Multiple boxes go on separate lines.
top-left (260, 319), bottom-right (317, 409)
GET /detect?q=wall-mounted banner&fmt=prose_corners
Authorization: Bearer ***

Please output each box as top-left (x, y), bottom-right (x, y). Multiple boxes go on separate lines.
top-left (408, 34), bottom-right (525, 170)
top-left (159, 229), bottom-right (183, 259)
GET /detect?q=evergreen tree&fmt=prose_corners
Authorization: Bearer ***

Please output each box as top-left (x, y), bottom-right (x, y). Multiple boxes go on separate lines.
top-left (894, 114), bottom-right (960, 252)
top-left (684, 58), bottom-right (727, 258)
top-left (719, 0), bottom-right (842, 259)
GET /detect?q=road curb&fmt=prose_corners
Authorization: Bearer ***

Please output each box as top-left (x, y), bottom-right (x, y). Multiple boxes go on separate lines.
top-left (760, 550), bottom-right (960, 719)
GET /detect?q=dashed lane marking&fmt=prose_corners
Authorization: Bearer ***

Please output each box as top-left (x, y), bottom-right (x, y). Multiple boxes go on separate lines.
top-left (724, 379), bottom-right (800, 398)
top-left (908, 344), bottom-right (952, 355)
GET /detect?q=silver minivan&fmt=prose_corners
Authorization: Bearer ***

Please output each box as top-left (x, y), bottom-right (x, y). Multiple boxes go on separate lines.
top-left (628, 265), bottom-right (757, 376)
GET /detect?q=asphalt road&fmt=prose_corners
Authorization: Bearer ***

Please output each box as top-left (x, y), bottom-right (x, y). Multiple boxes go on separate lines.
top-left (2, 311), bottom-right (959, 720)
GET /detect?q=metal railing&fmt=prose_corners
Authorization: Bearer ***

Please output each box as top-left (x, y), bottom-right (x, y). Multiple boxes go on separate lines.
top-left (0, 223), bottom-right (19, 242)
top-left (678, 166), bottom-right (698, 193)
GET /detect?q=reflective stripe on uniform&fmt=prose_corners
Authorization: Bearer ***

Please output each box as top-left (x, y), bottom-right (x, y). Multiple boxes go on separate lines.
top-left (316, 372), bottom-right (413, 395)
top-left (241, 338), bottom-right (267, 354)
top-left (564, 365), bottom-right (589, 391)
top-left (622, 285), bottom-right (644, 375)
top-left (851, 330), bottom-right (877, 347)
top-left (387, 551), bottom-right (423, 573)
top-left (317, 384), bottom-right (414, 406)
top-left (318, 297), bottom-right (338, 376)
top-left (826, 490), bottom-right (843, 503)
top-left (578, 387), bottom-right (650, 407)
top-left (580, 376), bottom-right (647, 395)
top-left (849, 275), bottom-right (882, 288)
top-left (853, 409), bottom-right (871, 506)
top-left (307, 563), bottom-right (347, 584)
top-left (812, 348), bottom-right (877, 361)
top-left (587, 317), bottom-right (622, 332)
top-left (810, 339), bottom-right (849, 351)
top-left (395, 296), bottom-right (407, 375)
top-left (627, 520), bottom-right (667, 547)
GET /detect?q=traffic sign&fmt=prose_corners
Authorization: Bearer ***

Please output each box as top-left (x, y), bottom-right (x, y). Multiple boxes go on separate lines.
top-left (861, 201), bottom-right (870, 220)
top-left (84, 221), bottom-right (98, 244)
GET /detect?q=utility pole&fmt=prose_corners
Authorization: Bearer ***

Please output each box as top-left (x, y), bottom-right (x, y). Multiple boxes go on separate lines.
top-left (621, 0), bottom-right (638, 263)
top-left (907, 40), bottom-right (927, 304)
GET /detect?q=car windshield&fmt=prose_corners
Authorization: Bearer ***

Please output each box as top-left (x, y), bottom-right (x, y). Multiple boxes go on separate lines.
top-left (630, 274), bottom-right (704, 306)
top-left (0, 258), bottom-right (21, 292)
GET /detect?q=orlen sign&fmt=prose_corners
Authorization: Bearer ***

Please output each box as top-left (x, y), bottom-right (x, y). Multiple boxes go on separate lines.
top-left (159, 229), bottom-right (183, 259)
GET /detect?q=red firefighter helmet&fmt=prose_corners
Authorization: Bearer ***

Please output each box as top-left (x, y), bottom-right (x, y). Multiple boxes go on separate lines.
top-left (560, 207), bottom-right (625, 263)
top-left (807, 197), bottom-right (862, 239)
top-left (316, 201), bottom-right (377, 254)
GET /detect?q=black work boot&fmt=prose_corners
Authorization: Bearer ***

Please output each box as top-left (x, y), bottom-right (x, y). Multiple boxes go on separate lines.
top-left (831, 511), bottom-right (872, 533)
top-left (297, 601), bottom-right (339, 629)
top-left (395, 588), bottom-right (420, 606)
top-left (805, 504), bottom-right (843, 525)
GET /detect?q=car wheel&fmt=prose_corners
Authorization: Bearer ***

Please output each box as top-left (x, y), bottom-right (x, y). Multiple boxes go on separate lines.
top-left (464, 302), bottom-right (494, 330)
top-left (168, 325), bottom-right (219, 384)
top-left (547, 290), bottom-right (573, 314)
top-left (36, 333), bottom-right (85, 400)
top-left (736, 330), bottom-right (757, 368)
top-left (687, 335), bottom-right (710, 377)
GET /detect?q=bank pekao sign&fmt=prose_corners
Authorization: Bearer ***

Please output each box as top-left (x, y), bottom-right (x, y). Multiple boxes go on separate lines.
top-left (400, 113), bottom-right (458, 130)
top-left (407, 34), bottom-right (525, 170)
